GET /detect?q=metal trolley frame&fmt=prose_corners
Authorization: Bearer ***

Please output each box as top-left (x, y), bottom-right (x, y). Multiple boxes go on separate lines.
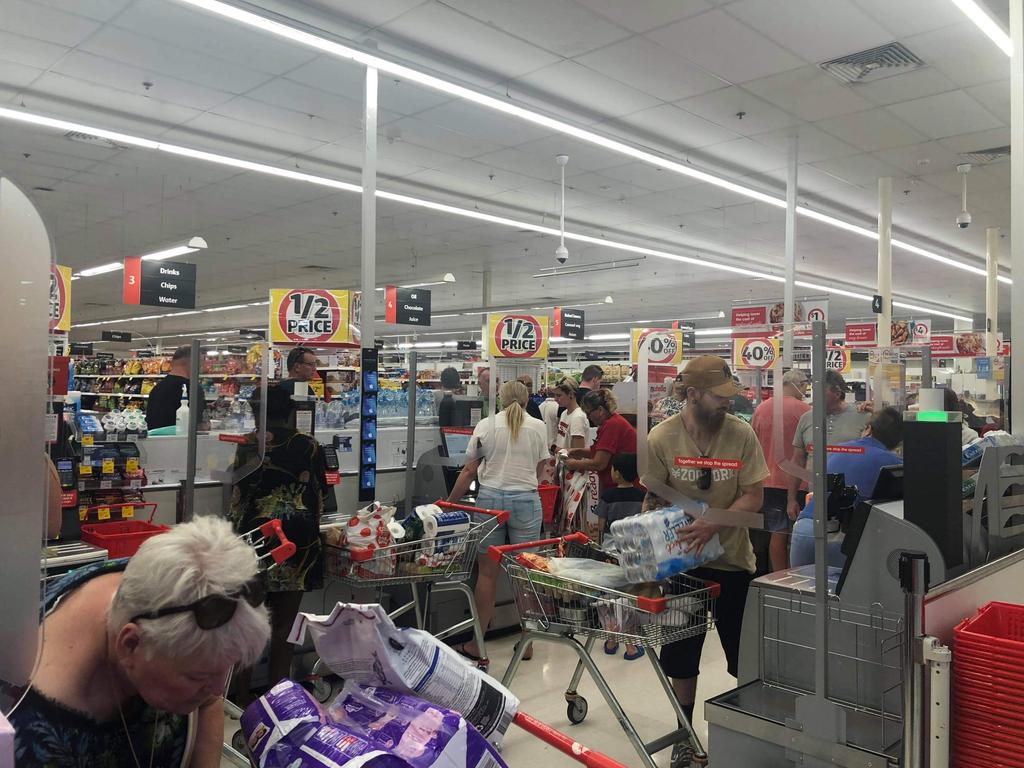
top-left (491, 532), bottom-right (721, 768)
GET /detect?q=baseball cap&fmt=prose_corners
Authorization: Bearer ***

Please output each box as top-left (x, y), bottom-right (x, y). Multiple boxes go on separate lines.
top-left (783, 368), bottom-right (809, 387)
top-left (679, 355), bottom-right (742, 397)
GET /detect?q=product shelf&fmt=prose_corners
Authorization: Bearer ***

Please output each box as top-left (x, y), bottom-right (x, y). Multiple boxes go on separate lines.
top-left (79, 392), bottom-right (149, 398)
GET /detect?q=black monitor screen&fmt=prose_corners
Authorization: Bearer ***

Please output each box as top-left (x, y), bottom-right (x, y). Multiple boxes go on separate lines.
top-left (872, 465), bottom-right (904, 501)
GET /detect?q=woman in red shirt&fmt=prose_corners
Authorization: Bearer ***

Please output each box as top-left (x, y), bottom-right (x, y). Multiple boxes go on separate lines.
top-left (564, 388), bottom-right (637, 492)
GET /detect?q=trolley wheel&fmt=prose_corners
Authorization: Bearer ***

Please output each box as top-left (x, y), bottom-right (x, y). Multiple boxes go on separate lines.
top-left (302, 677), bottom-right (334, 703)
top-left (231, 728), bottom-right (247, 755)
top-left (566, 696), bottom-right (588, 724)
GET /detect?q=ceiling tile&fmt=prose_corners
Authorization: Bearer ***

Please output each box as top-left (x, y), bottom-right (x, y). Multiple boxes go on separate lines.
top-left (810, 152), bottom-right (904, 187)
top-left (966, 80), bottom-right (1010, 124)
top-left (904, 24), bottom-right (1010, 89)
top-left (436, 0), bottom-right (630, 57)
top-left (413, 100), bottom-right (553, 148)
top-left (511, 60), bottom-right (661, 121)
top-left (512, 134), bottom-right (631, 175)
top-left (936, 126), bottom-right (1010, 154)
top-left (0, 60), bottom-right (43, 101)
top-left (852, 66), bottom-right (960, 108)
top-left (600, 103), bottom-right (741, 153)
top-left (647, 10), bottom-right (803, 84)
top-left (574, 36), bottom-right (727, 102)
top-left (886, 91), bottom-right (1003, 140)
top-left (849, 0), bottom-right (966, 38)
top-left (597, 161), bottom-right (706, 193)
top-left (0, 29), bottom-right (68, 70)
top-left (753, 124), bottom-right (859, 164)
top-left (725, 0), bottom-right (891, 63)
top-left (676, 86), bottom-right (800, 136)
top-left (873, 140), bottom-right (963, 176)
top-left (696, 136), bottom-right (789, 176)
top-left (380, 115), bottom-right (506, 159)
top-left (0, 0), bottom-right (102, 47)
top-left (209, 96), bottom-right (358, 144)
top-left (163, 113), bottom-right (327, 160)
top-left (572, 0), bottom-right (711, 33)
top-left (286, 0), bottom-right (427, 28)
top-left (245, 78), bottom-right (365, 132)
top-left (377, 3), bottom-right (561, 82)
top-left (742, 66), bottom-right (875, 121)
top-left (815, 108), bottom-right (928, 152)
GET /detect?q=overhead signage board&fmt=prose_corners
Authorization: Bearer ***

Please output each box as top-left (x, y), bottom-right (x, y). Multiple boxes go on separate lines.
top-left (123, 257), bottom-right (197, 309)
top-left (844, 321), bottom-right (877, 347)
top-left (630, 328), bottom-right (683, 365)
top-left (49, 264), bottom-right (72, 333)
top-left (929, 331), bottom-right (1002, 358)
top-left (731, 298), bottom-right (828, 338)
top-left (732, 337), bottom-right (780, 370)
top-left (69, 342), bottom-right (93, 356)
top-left (384, 285), bottom-right (431, 326)
top-left (101, 331), bottom-right (132, 343)
top-left (457, 340), bottom-right (478, 351)
top-left (823, 346), bottom-right (852, 374)
top-left (487, 313), bottom-right (549, 358)
top-left (269, 289), bottom-right (356, 346)
top-left (553, 307), bottom-right (585, 341)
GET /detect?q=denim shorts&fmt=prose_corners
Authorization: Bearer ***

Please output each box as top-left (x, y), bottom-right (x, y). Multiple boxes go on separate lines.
top-left (474, 486), bottom-right (543, 555)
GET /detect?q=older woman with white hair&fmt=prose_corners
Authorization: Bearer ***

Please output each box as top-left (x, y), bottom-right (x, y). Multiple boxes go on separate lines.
top-left (7, 516), bottom-right (271, 768)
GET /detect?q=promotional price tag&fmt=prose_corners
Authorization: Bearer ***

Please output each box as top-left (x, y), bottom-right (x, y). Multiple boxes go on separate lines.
top-left (126, 458), bottom-right (139, 473)
top-left (824, 347), bottom-right (851, 374)
top-left (325, 471), bottom-right (340, 486)
top-left (100, 480), bottom-right (112, 489)
top-left (79, 463), bottom-right (92, 476)
top-left (98, 506), bottom-right (111, 520)
top-left (733, 337), bottom-right (780, 370)
top-left (488, 313), bottom-right (549, 358)
top-left (130, 479), bottom-right (142, 489)
top-left (79, 506), bottom-right (88, 521)
top-left (102, 458), bottom-right (115, 474)
top-left (122, 505), bottom-right (134, 519)
top-left (82, 435), bottom-right (94, 447)
top-left (269, 289), bottom-right (354, 345)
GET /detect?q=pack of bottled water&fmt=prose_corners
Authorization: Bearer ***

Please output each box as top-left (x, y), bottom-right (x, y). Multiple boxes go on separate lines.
top-left (609, 505), bottom-right (725, 583)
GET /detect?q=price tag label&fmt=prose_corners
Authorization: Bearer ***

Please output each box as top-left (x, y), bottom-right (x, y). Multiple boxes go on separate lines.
top-left (82, 435), bottom-right (94, 447)
top-left (98, 506), bottom-right (111, 520)
top-left (126, 458), bottom-right (139, 473)
top-left (122, 505), bottom-right (134, 519)
top-left (79, 506), bottom-right (88, 521)
top-left (102, 458), bottom-right (115, 474)
top-left (78, 481), bottom-right (86, 491)
top-left (79, 463), bottom-right (92, 475)
top-left (129, 479), bottom-right (142, 489)
top-left (100, 480), bottom-right (112, 489)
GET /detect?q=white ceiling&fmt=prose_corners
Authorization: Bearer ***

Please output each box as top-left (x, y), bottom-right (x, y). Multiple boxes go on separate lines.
top-left (0, 0), bottom-right (1014, 346)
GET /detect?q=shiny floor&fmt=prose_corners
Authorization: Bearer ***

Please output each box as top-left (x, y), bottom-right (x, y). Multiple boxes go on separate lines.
top-left (222, 628), bottom-right (735, 767)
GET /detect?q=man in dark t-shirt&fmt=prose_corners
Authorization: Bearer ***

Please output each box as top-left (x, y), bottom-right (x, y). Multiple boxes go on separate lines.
top-left (146, 346), bottom-right (208, 430)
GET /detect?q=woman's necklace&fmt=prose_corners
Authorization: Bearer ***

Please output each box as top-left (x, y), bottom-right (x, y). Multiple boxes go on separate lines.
top-left (117, 699), bottom-right (158, 768)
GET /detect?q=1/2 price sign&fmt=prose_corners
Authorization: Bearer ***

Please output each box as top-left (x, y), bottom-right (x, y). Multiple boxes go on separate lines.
top-left (487, 313), bottom-right (549, 358)
top-left (824, 346), bottom-right (851, 374)
top-left (49, 264), bottom-right (71, 333)
top-left (732, 337), bottom-right (779, 370)
top-left (630, 328), bottom-right (684, 365)
top-left (269, 289), bottom-right (355, 346)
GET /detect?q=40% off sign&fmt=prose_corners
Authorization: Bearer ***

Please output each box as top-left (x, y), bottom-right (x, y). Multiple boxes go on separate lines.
top-left (732, 337), bottom-right (779, 370)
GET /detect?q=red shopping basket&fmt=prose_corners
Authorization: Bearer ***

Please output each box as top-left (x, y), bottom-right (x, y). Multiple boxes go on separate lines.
top-left (80, 503), bottom-right (169, 558)
top-left (538, 483), bottom-right (558, 525)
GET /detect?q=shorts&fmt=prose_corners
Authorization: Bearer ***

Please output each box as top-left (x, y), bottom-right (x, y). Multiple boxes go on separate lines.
top-left (658, 567), bottom-right (753, 680)
top-left (474, 486), bottom-right (543, 555)
top-left (762, 488), bottom-right (806, 533)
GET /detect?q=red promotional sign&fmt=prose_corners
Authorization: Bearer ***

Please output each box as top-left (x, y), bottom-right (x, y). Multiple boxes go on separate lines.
top-left (60, 490), bottom-right (77, 508)
top-left (731, 307), bottom-right (767, 327)
top-left (325, 471), bottom-right (340, 486)
top-left (675, 457), bottom-right (743, 470)
top-left (845, 322), bottom-right (877, 346)
top-left (806, 444), bottom-right (866, 454)
top-left (384, 285), bottom-right (398, 324)
top-left (122, 256), bottom-right (142, 304)
top-left (930, 332), bottom-right (1003, 358)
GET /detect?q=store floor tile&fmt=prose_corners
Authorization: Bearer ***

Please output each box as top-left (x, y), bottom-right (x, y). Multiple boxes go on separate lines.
top-left (221, 629), bottom-right (733, 767)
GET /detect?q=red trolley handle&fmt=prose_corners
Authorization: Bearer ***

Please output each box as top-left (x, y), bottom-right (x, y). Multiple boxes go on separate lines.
top-left (435, 500), bottom-right (510, 525)
top-left (258, 519), bottom-right (296, 565)
top-left (513, 712), bottom-right (626, 768)
top-left (486, 531), bottom-right (589, 563)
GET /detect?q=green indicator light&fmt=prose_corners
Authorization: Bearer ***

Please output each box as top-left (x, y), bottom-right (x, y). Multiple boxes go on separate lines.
top-left (916, 411), bottom-right (950, 422)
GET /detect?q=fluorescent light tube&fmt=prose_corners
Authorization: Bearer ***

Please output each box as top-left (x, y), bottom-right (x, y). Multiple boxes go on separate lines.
top-left (950, 0), bottom-right (1012, 55)
top-left (77, 262), bottom-right (123, 277)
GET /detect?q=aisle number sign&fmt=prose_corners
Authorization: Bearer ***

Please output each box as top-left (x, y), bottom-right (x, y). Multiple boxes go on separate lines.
top-left (630, 328), bottom-right (684, 365)
top-left (269, 289), bottom-right (355, 346)
top-left (488, 313), bottom-right (549, 358)
top-left (824, 346), bottom-right (852, 374)
top-left (49, 264), bottom-right (72, 333)
top-left (733, 337), bottom-right (779, 370)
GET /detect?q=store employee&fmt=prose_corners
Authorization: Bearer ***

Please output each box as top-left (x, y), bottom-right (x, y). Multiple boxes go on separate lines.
top-left (146, 345), bottom-right (208, 430)
top-left (278, 346), bottom-right (318, 399)
top-left (641, 355), bottom-right (768, 768)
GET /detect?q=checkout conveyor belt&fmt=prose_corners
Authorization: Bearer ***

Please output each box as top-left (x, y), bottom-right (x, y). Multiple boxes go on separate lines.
top-left (42, 539), bottom-right (109, 580)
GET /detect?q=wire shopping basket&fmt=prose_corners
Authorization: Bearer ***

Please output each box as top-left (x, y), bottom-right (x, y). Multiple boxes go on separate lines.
top-left (489, 532), bottom-right (720, 649)
top-left (324, 501), bottom-right (508, 587)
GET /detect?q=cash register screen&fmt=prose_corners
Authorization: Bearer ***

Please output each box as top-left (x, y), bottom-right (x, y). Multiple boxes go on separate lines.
top-left (441, 429), bottom-right (473, 458)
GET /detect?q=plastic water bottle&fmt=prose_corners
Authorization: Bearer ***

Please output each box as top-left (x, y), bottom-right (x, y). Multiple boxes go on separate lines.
top-left (609, 505), bottom-right (725, 583)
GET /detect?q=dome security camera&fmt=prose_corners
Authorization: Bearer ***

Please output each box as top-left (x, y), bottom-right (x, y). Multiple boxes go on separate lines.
top-left (956, 210), bottom-right (972, 229)
top-left (555, 244), bottom-right (568, 264)
top-left (956, 163), bottom-right (972, 230)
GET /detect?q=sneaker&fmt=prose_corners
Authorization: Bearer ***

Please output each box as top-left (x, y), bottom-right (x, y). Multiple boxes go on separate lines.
top-left (670, 743), bottom-right (693, 768)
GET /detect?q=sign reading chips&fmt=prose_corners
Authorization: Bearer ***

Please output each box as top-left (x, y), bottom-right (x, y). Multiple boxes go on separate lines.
top-left (487, 313), bottom-right (549, 358)
top-left (269, 289), bottom-right (355, 346)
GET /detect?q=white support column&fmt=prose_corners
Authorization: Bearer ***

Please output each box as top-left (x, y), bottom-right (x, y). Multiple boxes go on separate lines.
top-left (783, 131), bottom-right (798, 368)
top-left (987, 227), bottom-right (1000, 356)
top-left (360, 66), bottom-right (378, 347)
top-left (1012, 0), bottom-right (1024, 434)
top-left (878, 177), bottom-right (893, 348)
top-left (480, 268), bottom-right (491, 361)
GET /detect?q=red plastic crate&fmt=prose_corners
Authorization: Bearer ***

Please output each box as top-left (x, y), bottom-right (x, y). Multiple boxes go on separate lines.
top-left (538, 483), bottom-right (558, 525)
top-left (79, 503), bottom-right (170, 558)
top-left (954, 653), bottom-right (1024, 683)
top-left (955, 601), bottom-right (1024, 652)
top-left (955, 718), bottom-right (1024, 750)
top-left (954, 740), bottom-right (1024, 768)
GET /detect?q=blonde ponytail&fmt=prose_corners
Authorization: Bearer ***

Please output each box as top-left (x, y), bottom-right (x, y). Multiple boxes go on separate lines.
top-left (499, 380), bottom-right (529, 442)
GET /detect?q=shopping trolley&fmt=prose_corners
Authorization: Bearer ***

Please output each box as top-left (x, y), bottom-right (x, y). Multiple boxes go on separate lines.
top-left (316, 501), bottom-right (508, 675)
top-left (491, 532), bottom-right (720, 768)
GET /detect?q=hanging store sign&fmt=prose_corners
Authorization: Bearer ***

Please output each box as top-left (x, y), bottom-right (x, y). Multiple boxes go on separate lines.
top-left (732, 337), bottom-right (779, 370)
top-left (49, 264), bottom-right (72, 333)
top-left (456, 340), bottom-right (478, 351)
top-left (553, 307), bottom-right (585, 341)
top-left (269, 289), bottom-right (356, 346)
top-left (101, 331), bottom-right (132, 343)
top-left (912, 318), bottom-right (931, 345)
top-left (487, 313), bottom-right (549, 358)
top-left (123, 257), bottom-right (197, 309)
top-left (929, 331), bottom-right (1003, 358)
top-left (730, 298), bottom-right (828, 337)
top-left (69, 342), bottom-right (93, 356)
top-left (384, 285), bottom-right (431, 326)
top-left (844, 321), bottom-right (877, 347)
top-left (823, 346), bottom-right (852, 374)
top-left (630, 328), bottom-right (683, 365)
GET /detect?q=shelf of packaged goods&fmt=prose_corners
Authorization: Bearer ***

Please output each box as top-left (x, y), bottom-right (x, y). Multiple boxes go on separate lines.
top-left (74, 374), bottom-right (164, 379)
top-left (80, 392), bottom-right (149, 398)
top-left (200, 373), bottom-right (261, 378)
top-left (318, 366), bottom-right (359, 372)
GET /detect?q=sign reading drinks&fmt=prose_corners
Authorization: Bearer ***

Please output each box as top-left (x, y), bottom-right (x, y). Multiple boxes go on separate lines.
top-left (123, 257), bottom-right (197, 309)
top-left (269, 289), bottom-right (356, 346)
top-left (487, 313), bottom-right (549, 358)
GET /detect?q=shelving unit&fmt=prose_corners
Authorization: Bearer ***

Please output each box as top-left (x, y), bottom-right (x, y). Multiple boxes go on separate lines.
top-left (79, 392), bottom-right (149, 398)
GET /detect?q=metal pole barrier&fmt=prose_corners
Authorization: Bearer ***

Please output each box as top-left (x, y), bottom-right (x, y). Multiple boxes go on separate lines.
top-left (783, 131), bottom-right (798, 369)
top-left (404, 352), bottom-right (417, 510)
top-left (182, 338), bottom-right (200, 522)
top-left (810, 320), bottom-right (828, 699)
top-left (899, 552), bottom-right (928, 768)
top-left (921, 346), bottom-right (932, 390)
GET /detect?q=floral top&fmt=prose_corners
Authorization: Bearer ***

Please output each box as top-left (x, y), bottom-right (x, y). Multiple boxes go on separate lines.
top-left (8, 559), bottom-right (191, 768)
top-left (229, 427), bottom-right (327, 592)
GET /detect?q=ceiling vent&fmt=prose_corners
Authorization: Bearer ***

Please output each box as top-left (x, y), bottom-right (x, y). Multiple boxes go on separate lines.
top-left (962, 145), bottom-right (1011, 165)
top-left (63, 131), bottom-right (131, 150)
top-left (819, 42), bottom-right (925, 84)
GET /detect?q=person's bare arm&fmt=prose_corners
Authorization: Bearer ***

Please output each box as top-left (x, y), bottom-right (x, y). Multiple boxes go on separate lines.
top-left (569, 434), bottom-right (586, 451)
top-left (45, 455), bottom-right (62, 539)
top-left (446, 458), bottom-right (480, 503)
top-left (188, 697), bottom-right (224, 768)
top-left (565, 449), bottom-right (611, 475)
top-left (787, 447), bottom-right (807, 520)
top-left (680, 481), bottom-right (765, 556)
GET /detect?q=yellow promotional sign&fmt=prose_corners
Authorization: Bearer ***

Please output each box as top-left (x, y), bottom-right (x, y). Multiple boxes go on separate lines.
top-left (732, 337), bottom-right (780, 370)
top-left (269, 289), bottom-right (355, 346)
top-left (487, 314), bottom-right (549, 358)
top-left (824, 346), bottom-right (852, 374)
top-left (50, 264), bottom-right (72, 333)
top-left (631, 328), bottom-right (684, 365)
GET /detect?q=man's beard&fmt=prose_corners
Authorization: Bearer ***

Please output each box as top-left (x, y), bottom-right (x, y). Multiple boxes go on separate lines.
top-left (694, 399), bottom-right (726, 430)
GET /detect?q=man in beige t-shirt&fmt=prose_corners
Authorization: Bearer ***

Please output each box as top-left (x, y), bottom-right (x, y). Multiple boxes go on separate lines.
top-left (641, 355), bottom-right (768, 768)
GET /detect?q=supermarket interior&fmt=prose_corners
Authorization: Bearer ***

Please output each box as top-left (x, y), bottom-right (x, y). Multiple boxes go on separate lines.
top-left (4, 0), bottom-right (1024, 766)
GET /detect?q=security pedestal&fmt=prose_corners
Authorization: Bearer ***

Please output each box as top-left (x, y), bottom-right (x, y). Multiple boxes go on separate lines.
top-left (902, 413), bottom-right (962, 569)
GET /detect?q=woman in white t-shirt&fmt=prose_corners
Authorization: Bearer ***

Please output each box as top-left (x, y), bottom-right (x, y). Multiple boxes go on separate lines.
top-left (447, 380), bottom-right (549, 665)
top-left (553, 379), bottom-right (589, 452)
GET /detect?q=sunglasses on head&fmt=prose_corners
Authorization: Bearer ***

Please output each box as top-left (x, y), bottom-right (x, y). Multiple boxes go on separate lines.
top-left (131, 579), bottom-right (265, 631)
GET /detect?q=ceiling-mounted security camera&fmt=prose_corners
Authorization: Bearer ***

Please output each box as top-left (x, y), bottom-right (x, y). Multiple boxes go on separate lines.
top-left (556, 154), bottom-right (569, 264)
top-left (956, 163), bottom-right (972, 230)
